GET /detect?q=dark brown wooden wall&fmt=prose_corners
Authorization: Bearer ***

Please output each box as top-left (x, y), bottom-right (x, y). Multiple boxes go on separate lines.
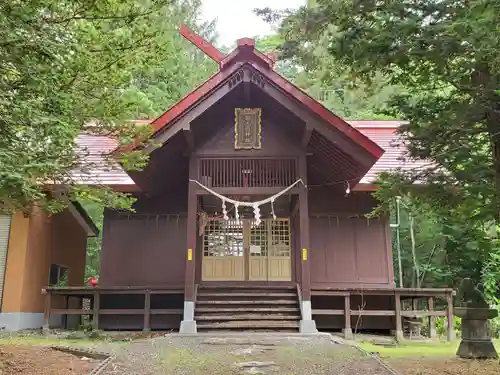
top-left (196, 118), bottom-right (302, 157)
top-left (308, 189), bottom-right (394, 287)
top-left (99, 192), bottom-right (188, 287)
top-left (309, 216), bottom-right (393, 286)
top-left (99, 121), bottom-right (395, 288)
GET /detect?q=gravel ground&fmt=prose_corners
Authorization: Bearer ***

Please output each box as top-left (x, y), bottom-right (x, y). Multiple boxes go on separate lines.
top-left (96, 333), bottom-right (392, 375)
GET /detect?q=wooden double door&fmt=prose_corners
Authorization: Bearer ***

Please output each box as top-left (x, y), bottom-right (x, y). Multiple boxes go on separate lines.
top-left (202, 218), bottom-right (292, 281)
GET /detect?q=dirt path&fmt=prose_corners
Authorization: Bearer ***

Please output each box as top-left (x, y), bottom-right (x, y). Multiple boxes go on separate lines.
top-left (0, 345), bottom-right (99, 375)
top-left (97, 333), bottom-right (392, 375)
top-left (388, 357), bottom-right (500, 375)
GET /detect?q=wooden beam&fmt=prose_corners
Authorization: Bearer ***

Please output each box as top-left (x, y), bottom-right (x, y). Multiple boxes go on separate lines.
top-left (351, 310), bottom-right (396, 316)
top-left (143, 289), bottom-right (151, 332)
top-left (312, 309), bottom-right (344, 315)
top-left (145, 63), bottom-right (244, 153)
top-left (290, 195), bottom-right (299, 217)
top-left (92, 290), bottom-right (100, 330)
top-left (344, 294), bottom-right (353, 339)
top-left (301, 125), bottom-right (313, 148)
top-left (395, 292), bottom-right (403, 341)
top-left (298, 155), bottom-right (311, 301)
top-left (400, 310), bottom-right (447, 317)
top-left (184, 156), bottom-right (198, 301)
top-left (50, 309), bottom-right (92, 315)
top-left (428, 296), bottom-right (437, 338)
top-left (196, 186), bottom-right (301, 196)
top-left (183, 128), bottom-right (195, 152)
top-left (180, 24), bottom-right (225, 63)
top-left (257, 70), bottom-right (375, 167)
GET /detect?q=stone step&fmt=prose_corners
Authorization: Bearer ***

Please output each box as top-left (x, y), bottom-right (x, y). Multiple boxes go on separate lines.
top-left (198, 284), bottom-right (296, 290)
top-left (197, 320), bottom-right (300, 329)
top-left (196, 300), bottom-right (298, 305)
top-left (196, 307), bottom-right (300, 313)
top-left (195, 314), bottom-right (300, 321)
top-left (197, 292), bottom-right (296, 298)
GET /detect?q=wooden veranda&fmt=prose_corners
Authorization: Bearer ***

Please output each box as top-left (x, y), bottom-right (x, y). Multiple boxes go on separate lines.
top-left (42, 285), bottom-right (455, 340)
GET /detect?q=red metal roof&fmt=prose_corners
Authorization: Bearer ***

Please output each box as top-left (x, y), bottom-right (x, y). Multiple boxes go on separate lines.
top-left (73, 121), bottom-right (427, 187)
top-left (73, 134), bottom-right (134, 186)
top-left (348, 121), bottom-right (430, 184)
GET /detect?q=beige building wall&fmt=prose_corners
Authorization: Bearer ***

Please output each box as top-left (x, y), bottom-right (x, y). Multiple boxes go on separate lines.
top-left (0, 207), bottom-right (88, 330)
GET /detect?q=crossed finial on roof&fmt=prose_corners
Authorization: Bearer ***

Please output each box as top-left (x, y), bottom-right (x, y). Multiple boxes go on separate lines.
top-left (179, 24), bottom-right (276, 68)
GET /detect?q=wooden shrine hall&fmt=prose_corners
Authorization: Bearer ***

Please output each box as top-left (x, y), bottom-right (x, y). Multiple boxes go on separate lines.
top-left (42, 26), bottom-right (455, 339)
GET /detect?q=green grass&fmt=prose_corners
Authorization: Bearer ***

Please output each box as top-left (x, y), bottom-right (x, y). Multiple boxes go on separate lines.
top-left (156, 348), bottom-right (237, 375)
top-left (358, 339), bottom-right (500, 358)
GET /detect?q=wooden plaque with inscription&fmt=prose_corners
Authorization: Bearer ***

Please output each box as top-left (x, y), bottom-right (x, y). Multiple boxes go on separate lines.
top-left (234, 108), bottom-right (262, 149)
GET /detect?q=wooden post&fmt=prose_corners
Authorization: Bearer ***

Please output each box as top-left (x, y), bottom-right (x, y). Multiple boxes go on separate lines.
top-left (42, 289), bottom-right (51, 333)
top-left (92, 290), bottom-right (100, 330)
top-left (446, 291), bottom-right (455, 341)
top-left (143, 289), bottom-right (151, 332)
top-left (394, 292), bottom-right (404, 341)
top-left (343, 293), bottom-right (353, 339)
top-left (180, 156), bottom-right (198, 333)
top-left (63, 295), bottom-right (69, 329)
top-left (428, 296), bottom-right (437, 339)
top-left (184, 156), bottom-right (198, 302)
top-left (298, 156), bottom-right (311, 301)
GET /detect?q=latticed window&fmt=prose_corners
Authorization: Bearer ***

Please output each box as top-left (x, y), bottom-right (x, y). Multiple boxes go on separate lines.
top-left (270, 220), bottom-right (291, 257)
top-left (203, 219), bottom-right (244, 257)
top-left (249, 221), bottom-right (268, 257)
top-left (202, 218), bottom-right (290, 258)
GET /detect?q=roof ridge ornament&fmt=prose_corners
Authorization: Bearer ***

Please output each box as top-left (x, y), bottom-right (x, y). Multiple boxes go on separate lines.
top-left (179, 24), bottom-right (225, 63)
top-left (179, 24), bottom-right (275, 70)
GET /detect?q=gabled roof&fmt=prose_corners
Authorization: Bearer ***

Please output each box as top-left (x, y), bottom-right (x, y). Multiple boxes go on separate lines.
top-left (131, 26), bottom-right (384, 160)
top-left (74, 121), bottom-right (426, 189)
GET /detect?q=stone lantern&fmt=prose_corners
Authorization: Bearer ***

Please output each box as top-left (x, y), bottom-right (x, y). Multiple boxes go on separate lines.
top-left (454, 278), bottom-right (498, 359)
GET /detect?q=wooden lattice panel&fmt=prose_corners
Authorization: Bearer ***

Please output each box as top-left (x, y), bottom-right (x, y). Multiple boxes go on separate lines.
top-left (203, 219), bottom-right (244, 257)
top-left (249, 219), bottom-right (291, 281)
top-left (199, 158), bottom-right (296, 188)
top-left (249, 221), bottom-right (268, 257)
top-left (202, 219), bottom-right (244, 280)
top-left (202, 218), bottom-right (291, 281)
top-left (270, 219), bottom-right (291, 257)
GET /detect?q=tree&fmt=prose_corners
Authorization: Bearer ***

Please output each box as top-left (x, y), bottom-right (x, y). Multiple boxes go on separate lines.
top-left (264, 0), bottom-right (500, 298)
top-left (268, 0), bottom-right (500, 219)
top-left (258, 1), bottom-right (500, 298)
top-left (254, 11), bottom-right (406, 119)
top-left (0, 0), bottom-right (216, 214)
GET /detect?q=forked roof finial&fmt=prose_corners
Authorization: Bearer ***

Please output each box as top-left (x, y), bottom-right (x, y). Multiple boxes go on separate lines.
top-left (179, 24), bottom-right (225, 63)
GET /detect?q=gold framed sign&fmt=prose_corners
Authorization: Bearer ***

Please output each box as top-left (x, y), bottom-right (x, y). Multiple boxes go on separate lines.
top-left (234, 108), bottom-right (262, 149)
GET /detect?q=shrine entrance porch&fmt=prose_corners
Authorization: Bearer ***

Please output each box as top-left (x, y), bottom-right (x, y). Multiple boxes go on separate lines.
top-left (201, 218), bottom-right (292, 282)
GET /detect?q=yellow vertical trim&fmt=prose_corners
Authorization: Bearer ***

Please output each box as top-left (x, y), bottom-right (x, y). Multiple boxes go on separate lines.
top-left (2, 213), bottom-right (30, 312)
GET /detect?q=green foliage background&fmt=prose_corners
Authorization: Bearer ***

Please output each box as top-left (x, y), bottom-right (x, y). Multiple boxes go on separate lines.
top-left (2, 1), bottom-right (498, 325)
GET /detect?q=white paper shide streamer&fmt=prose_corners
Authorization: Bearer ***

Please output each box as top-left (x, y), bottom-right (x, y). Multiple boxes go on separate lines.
top-left (190, 179), bottom-right (304, 225)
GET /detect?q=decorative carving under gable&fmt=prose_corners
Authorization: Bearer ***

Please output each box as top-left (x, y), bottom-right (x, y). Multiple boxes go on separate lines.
top-left (228, 69), bottom-right (244, 89)
top-left (234, 108), bottom-right (262, 149)
top-left (250, 70), bottom-right (265, 88)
